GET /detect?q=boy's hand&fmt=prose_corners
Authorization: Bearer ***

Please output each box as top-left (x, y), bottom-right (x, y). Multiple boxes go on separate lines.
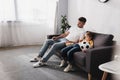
top-left (82, 50), bottom-right (86, 53)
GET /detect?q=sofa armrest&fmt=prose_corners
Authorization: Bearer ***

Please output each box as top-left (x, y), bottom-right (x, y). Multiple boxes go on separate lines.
top-left (47, 34), bottom-right (60, 39)
top-left (85, 46), bottom-right (115, 74)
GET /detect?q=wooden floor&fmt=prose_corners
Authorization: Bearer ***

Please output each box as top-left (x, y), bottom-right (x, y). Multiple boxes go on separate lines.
top-left (0, 45), bottom-right (89, 80)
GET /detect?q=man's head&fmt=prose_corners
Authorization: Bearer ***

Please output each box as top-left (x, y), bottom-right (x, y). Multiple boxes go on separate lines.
top-left (77, 17), bottom-right (87, 28)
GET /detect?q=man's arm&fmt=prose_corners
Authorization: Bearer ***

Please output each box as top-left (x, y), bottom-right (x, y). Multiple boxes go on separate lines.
top-left (52, 31), bottom-right (69, 40)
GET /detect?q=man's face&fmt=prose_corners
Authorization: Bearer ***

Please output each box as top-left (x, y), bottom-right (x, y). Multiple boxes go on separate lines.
top-left (77, 20), bottom-right (85, 28)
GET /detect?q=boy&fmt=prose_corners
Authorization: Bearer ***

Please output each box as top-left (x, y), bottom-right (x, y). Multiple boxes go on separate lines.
top-left (60, 31), bottom-right (93, 72)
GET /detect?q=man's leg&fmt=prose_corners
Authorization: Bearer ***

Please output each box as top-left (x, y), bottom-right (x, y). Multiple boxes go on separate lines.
top-left (30, 39), bottom-right (55, 62)
top-left (42, 41), bottom-right (66, 62)
top-left (37, 39), bottom-right (55, 57)
top-left (33, 41), bottom-right (66, 67)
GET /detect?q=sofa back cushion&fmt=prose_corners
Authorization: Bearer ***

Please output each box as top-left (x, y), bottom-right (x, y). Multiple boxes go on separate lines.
top-left (89, 31), bottom-right (114, 48)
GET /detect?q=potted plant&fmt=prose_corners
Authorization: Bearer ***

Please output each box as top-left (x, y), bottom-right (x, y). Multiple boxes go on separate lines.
top-left (60, 15), bottom-right (71, 33)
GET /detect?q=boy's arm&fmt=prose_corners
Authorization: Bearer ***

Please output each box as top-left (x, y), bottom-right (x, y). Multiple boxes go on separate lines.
top-left (89, 40), bottom-right (94, 48)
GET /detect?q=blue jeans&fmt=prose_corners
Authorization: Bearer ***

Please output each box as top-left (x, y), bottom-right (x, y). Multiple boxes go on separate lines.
top-left (38, 38), bottom-right (67, 62)
top-left (61, 44), bottom-right (81, 63)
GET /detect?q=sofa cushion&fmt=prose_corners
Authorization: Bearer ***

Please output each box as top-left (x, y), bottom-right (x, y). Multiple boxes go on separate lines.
top-left (90, 32), bottom-right (114, 48)
top-left (73, 52), bottom-right (86, 66)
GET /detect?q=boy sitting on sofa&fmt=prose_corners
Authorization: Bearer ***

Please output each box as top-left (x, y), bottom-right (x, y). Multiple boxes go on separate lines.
top-left (60, 31), bottom-right (94, 72)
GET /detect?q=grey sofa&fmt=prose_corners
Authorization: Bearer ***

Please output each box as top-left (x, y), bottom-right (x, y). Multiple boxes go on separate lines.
top-left (47, 31), bottom-right (115, 80)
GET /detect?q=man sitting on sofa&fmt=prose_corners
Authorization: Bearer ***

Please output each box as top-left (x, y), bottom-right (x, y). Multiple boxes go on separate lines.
top-left (30, 17), bottom-right (87, 68)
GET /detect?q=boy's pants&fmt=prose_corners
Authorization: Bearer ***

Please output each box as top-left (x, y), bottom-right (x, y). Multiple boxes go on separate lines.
top-left (61, 44), bottom-right (81, 63)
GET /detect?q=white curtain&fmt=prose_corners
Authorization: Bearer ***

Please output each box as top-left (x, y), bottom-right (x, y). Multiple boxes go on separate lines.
top-left (0, 0), bottom-right (16, 21)
top-left (0, 21), bottom-right (12, 47)
top-left (0, 0), bottom-right (58, 47)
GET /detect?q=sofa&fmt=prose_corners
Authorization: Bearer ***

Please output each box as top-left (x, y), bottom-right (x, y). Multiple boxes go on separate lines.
top-left (47, 31), bottom-right (115, 80)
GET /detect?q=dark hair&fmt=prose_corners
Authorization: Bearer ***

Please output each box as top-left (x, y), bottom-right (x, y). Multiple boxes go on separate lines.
top-left (78, 17), bottom-right (87, 23)
top-left (86, 31), bottom-right (93, 40)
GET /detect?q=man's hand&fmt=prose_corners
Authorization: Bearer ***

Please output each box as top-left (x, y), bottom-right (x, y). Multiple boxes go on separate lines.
top-left (52, 36), bottom-right (59, 41)
top-left (65, 41), bottom-right (74, 46)
top-left (52, 31), bottom-right (69, 41)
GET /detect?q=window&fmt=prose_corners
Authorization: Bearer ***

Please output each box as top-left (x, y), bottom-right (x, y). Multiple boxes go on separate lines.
top-left (0, 0), bottom-right (16, 21)
top-left (0, 0), bottom-right (58, 22)
top-left (16, 0), bottom-right (48, 22)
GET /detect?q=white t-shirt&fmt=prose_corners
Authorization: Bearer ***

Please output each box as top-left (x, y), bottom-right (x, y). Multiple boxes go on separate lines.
top-left (65, 26), bottom-right (85, 42)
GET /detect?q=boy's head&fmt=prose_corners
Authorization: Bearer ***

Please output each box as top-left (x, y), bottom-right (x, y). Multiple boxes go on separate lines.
top-left (77, 17), bottom-right (87, 28)
top-left (85, 31), bottom-right (93, 41)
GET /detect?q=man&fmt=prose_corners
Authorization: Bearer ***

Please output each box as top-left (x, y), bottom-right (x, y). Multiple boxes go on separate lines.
top-left (30, 17), bottom-right (87, 68)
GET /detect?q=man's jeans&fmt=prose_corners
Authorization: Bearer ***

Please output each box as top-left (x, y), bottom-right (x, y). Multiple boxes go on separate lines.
top-left (38, 38), bottom-right (67, 62)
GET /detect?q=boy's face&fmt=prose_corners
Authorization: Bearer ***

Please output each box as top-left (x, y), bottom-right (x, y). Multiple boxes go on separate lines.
top-left (77, 20), bottom-right (85, 28)
top-left (85, 34), bottom-right (91, 41)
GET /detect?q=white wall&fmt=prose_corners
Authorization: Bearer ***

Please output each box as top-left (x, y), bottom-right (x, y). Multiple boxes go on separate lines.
top-left (68, 0), bottom-right (120, 44)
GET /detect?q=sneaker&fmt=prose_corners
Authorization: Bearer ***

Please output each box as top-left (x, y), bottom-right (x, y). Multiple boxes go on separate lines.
top-left (63, 64), bottom-right (72, 72)
top-left (59, 60), bottom-right (65, 67)
top-left (30, 57), bottom-right (41, 62)
top-left (33, 60), bottom-right (47, 68)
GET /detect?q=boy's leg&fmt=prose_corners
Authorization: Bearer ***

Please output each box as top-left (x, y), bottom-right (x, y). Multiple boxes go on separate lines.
top-left (67, 44), bottom-right (80, 63)
top-left (63, 44), bottom-right (80, 72)
top-left (60, 45), bottom-right (74, 60)
top-left (63, 62), bottom-right (72, 72)
top-left (60, 45), bottom-right (74, 67)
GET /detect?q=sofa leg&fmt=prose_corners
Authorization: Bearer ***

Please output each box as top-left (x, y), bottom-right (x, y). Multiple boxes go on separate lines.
top-left (88, 73), bottom-right (92, 80)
